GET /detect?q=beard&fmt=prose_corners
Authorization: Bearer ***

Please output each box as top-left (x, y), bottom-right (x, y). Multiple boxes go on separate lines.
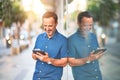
top-left (46, 30), bottom-right (56, 38)
top-left (80, 28), bottom-right (91, 38)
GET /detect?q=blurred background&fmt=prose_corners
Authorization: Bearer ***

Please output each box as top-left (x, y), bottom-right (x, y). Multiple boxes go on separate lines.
top-left (0, 0), bottom-right (120, 80)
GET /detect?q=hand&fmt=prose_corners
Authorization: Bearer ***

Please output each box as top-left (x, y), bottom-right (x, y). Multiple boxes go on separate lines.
top-left (32, 53), bottom-right (38, 60)
top-left (88, 50), bottom-right (104, 61)
top-left (35, 52), bottom-right (51, 63)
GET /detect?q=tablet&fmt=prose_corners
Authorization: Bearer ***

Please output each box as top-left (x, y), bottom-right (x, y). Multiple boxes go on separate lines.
top-left (32, 49), bottom-right (45, 55)
top-left (93, 48), bottom-right (107, 54)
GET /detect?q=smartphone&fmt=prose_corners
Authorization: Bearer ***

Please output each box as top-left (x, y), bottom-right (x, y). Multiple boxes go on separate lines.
top-left (93, 48), bottom-right (107, 54)
top-left (32, 49), bottom-right (46, 55)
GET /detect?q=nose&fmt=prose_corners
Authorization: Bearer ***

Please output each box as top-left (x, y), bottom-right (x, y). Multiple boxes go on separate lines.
top-left (44, 26), bottom-right (50, 31)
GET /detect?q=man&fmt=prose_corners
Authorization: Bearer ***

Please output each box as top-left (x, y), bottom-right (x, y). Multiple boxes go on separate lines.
top-left (32, 12), bottom-right (67, 80)
top-left (68, 11), bottom-right (104, 80)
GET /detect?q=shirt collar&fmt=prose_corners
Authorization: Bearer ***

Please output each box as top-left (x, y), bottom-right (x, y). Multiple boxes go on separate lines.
top-left (76, 29), bottom-right (84, 38)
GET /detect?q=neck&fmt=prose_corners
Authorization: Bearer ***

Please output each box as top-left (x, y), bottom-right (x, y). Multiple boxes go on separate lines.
top-left (48, 35), bottom-right (53, 38)
top-left (47, 30), bottom-right (56, 39)
top-left (79, 29), bottom-right (89, 38)
top-left (82, 32), bottom-right (87, 38)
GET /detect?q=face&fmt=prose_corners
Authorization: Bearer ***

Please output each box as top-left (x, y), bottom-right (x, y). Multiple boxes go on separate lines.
top-left (42, 17), bottom-right (57, 38)
top-left (78, 17), bottom-right (93, 33)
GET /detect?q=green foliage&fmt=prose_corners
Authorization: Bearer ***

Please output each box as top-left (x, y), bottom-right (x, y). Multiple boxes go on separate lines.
top-left (70, 11), bottom-right (78, 21)
top-left (1, 0), bottom-right (27, 27)
top-left (0, 1), bottom-right (3, 19)
top-left (2, 0), bottom-right (12, 27)
top-left (11, 1), bottom-right (27, 24)
top-left (88, 0), bottom-right (117, 26)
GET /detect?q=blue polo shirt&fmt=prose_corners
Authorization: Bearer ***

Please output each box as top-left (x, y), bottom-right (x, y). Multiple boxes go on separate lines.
top-left (68, 30), bottom-right (102, 80)
top-left (33, 30), bottom-right (67, 80)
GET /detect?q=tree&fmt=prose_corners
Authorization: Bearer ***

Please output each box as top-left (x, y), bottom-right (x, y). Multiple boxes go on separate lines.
top-left (87, 0), bottom-right (117, 26)
top-left (88, 0), bottom-right (120, 42)
top-left (1, 0), bottom-right (27, 27)
top-left (11, 1), bottom-right (27, 25)
top-left (2, 0), bottom-right (13, 27)
top-left (10, 0), bottom-right (27, 47)
top-left (87, 0), bottom-right (119, 44)
top-left (116, 0), bottom-right (120, 42)
top-left (0, 0), bottom-right (3, 19)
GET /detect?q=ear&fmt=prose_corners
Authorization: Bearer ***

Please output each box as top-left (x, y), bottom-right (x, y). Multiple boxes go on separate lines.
top-left (77, 21), bottom-right (81, 26)
top-left (77, 21), bottom-right (79, 25)
top-left (55, 21), bottom-right (58, 27)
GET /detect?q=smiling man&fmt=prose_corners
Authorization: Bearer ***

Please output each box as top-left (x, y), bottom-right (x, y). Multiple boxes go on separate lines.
top-left (68, 11), bottom-right (104, 80)
top-left (32, 12), bottom-right (68, 80)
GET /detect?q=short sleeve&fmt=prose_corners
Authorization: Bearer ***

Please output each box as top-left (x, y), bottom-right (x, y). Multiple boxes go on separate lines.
top-left (60, 38), bottom-right (68, 58)
top-left (92, 33), bottom-right (99, 48)
top-left (33, 35), bottom-right (41, 49)
top-left (68, 38), bottom-right (76, 58)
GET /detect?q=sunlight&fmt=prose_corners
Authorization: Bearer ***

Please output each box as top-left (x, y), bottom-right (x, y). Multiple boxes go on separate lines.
top-left (32, 0), bottom-right (46, 16)
top-left (67, 0), bottom-right (87, 14)
top-left (21, 0), bottom-right (46, 16)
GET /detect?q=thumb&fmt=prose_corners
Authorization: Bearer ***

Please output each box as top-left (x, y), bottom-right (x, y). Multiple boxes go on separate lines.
top-left (90, 50), bottom-right (95, 54)
top-left (45, 52), bottom-right (48, 55)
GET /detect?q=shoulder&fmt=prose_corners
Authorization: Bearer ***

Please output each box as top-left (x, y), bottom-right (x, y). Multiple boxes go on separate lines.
top-left (38, 32), bottom-right (45, 36)
top-left (36, 32), bottom-right (45, 39)
top-left (68, 32), bottom-right (77, 41)
top-left (57, 32), bottom-right (67, 40)
top-left (90, 32), bottom-right (97, 38)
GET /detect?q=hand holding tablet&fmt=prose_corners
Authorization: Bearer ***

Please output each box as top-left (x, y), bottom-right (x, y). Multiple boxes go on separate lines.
top-left (32, 49), bottom-right (46, 55)
top-left (93, 48), bottom-right (107, 54)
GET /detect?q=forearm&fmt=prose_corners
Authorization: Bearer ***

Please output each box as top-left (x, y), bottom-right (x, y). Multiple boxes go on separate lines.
top-left (50, 58), bottom-right (67, 67)
top-left (68, 57), bottom-right (89, 66)
top-left (34, 53), bottom-right (67, 67)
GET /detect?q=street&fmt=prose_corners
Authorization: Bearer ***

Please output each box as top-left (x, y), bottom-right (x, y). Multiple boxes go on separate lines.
top-left (100, 42), bottom-right (120, 80)
top-left (0, 43), bottom-right (35, 80)
top-left (0, 37), bottom-right (120, 80)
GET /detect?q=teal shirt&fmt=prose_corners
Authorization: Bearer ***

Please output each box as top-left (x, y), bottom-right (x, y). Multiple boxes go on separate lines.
top-left (68, 30), bottom-right (102, 80)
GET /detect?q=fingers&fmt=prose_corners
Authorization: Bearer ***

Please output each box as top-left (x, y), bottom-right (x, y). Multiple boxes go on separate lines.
top-left (89, 51), bottom-right (104, 61)
top-left (95, 52), bottom-right (104, 59)
top-left (35, 54), bottom-right (44, 61)
top-left (90, 50), bottom-right (95, 54)
top-left (36, 52), bottom-right (42, 56)
top-left (45, 52), bottom-right (48, 56)
top-left (35, 52), bottom-right (50, 62)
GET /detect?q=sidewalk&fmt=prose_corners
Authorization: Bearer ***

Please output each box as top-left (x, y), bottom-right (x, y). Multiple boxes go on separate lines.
top-left (0, 39), bottom-right (10, 57)
top-left (100, 41), bottom-right (120, 80)
top-left (0, 43), bottom-right (35, 80)
top-left (105, 42), bottom-right (120, 57)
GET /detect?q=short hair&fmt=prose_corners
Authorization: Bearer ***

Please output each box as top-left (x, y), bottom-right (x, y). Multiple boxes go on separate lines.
top-left (42, 11), bottom-right (58, 23)
top-left (77, 11), bottom-right (93, 23)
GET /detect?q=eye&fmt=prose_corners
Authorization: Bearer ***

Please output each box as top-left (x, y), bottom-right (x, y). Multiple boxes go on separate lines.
top-left (43, 24), bottom-right (47, 27)
top-left (48, 25), bottom-right (53, 27)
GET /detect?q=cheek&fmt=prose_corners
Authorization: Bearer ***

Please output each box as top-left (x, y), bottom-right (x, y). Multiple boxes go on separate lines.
top-left (80, 27), bottom-right (85, 30)
top-left (43, 27), bottom-right (46, 31)
top-left (50, 26), bottom-right (56, 31)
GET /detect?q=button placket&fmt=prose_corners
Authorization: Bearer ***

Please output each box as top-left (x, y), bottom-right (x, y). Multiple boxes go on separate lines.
top-left (95, 69), bottom-right (97, 71)
top-left (45, 46), bottom-right (47, 48)
top-left (39, 71), bottom-right (41, 73)
top-left (88, 45), bottom-right (91, 48)
top-left (96, 76), bottom-right (99, 79)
